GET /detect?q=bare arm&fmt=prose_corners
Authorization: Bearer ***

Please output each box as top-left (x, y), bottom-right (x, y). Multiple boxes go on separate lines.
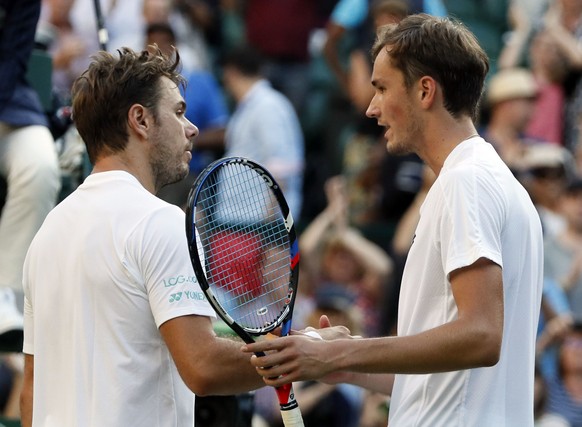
top-left (299, 176), bottom-right (347, 274)
top-left (340, 228), bottom-right (392, 284)
top-left (544, 2), bottom-right (582, 68)
top-left (160, 315), bottom-right (264, 396)
top-left (497, 2), bottom-right (531, 69)
top-left (347, 50), bottom-right (374, 113)
top-left (391, 167), bottom-right (435, 257)
top-left (322, 21), bottom-right (350, 94)
top-left (244, 258), bottom-right (503, 387)
top-left (20, 353), bottom-right (33, 427)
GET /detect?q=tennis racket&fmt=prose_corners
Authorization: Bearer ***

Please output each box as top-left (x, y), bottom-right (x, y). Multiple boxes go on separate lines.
top-left (185, 156), bottom-right (304, 427)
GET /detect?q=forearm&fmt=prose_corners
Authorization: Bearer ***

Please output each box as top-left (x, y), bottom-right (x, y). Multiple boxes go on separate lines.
top-left (337, 372), bottom-right (394, 395)
top-left (20, 354), bottom-right (33, 427)
top-left (161, 317), bottom-right (264, 396)
top-left (341, 229), bottom-right (392, 278)
top-left (247, 260), bottom-right (504, 387)
top-left (498, 30), bottom-right (530, 69)
top-left (187, 335), bottom-right (265, 396)
top-left (347, 52), bottom-right (374, 113)
top-left (248, 318), bottom-right (501, 391)
top-left (298, 206), bottom-right (335, 256)
top-left (547, 25), bottom-right (582, 68)
top-left (20, 391), bottom-right (32, 427)
top-left (322, 23), bottom-right (349, 94)
top-left (330, 319), bottom-right (500, 375)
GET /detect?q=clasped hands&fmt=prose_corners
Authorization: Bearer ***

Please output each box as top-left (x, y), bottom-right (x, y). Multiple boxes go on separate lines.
top-left (241, 314), bottom-right (357, 387)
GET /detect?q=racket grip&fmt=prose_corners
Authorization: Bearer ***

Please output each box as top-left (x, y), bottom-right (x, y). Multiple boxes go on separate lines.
top-left (280, 406), bottom-right (305, 427)
top-left (276, 383), bottom-right (304, 426)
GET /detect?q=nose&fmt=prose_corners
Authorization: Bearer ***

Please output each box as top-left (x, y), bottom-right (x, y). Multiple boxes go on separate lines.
top-left (366, 96), bottom-right (379, 118)
top-left (185, 118), bottom-right (199, 139)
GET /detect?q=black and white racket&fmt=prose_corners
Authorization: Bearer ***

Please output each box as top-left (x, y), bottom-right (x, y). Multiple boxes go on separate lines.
top-left (185, 156), bottom-right (303, 427)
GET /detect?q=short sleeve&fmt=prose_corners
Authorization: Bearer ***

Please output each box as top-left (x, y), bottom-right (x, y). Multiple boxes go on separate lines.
top-left (127, 205), bottom-right (216, 328)
top-left (438, 166), bottom-right (505, 277)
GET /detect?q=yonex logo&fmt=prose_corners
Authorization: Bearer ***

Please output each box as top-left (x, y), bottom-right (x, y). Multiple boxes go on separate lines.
top-left (169, 292), bottom-right (182, 302)
top-left (227, 158), bottom-right (278, 189)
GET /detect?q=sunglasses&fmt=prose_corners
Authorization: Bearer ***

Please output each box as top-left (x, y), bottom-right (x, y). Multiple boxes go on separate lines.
top-left (530, 166), bottom-right (566, 180)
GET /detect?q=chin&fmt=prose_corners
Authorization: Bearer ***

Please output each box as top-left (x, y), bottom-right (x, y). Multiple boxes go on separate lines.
top-left (163, 169), bottom-right (189, 187)
top-left (387, 140), bottom-right (413, 156)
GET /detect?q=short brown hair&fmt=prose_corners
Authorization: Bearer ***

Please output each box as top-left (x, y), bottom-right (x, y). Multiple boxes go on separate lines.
top-left (371, 14), bottom-right (489, 121)
top-left (71, 46), bottom-right (185, 164)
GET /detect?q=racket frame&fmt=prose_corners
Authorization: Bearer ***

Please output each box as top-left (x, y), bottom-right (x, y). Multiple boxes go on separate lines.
top-left (186, 156), bottom-right (300, 343)
top-left (186, 157), bottom-right (304, 424)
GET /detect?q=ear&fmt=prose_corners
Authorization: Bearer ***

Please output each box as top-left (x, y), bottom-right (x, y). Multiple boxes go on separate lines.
top-left (127, 104), bottom-right (151, 140)
top-left (418, 76), bottom-right (437, 109)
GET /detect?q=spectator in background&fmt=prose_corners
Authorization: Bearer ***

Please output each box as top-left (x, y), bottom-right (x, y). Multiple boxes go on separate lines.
top-left (526, 29), bottom-right (569, 146)
top-left (497, 3), bottom-right (569, 146)
top-left (317, 0), bottom-right (426, 254)
top-left (239, 0), bottom-right (333, 226)
top-left (172, 0), bottom-right (219, 67)
top-left (322, 0), bottom-right (370, 97)
top-left (544, 176), bottom-right (582, 315)
top-left (534, 365), bottom-right (571, 427)
top-left (299, 175), bottom-right (393, 337)
top-left (0, 0), bottom-right (61, 347)
top-left (544, 320), bottom-right (582, 427)
top-left (220, 44), bottom-right (305, 219)
top-left (243, 0), bottom-right (323, 114)
top-left (380, 165), bottom-right (436, 335)
top-left (40, 0), bottom-right (89, 103)
top-left (520, 143), bottom-right (575, 239)
top-left (124, 0), bottom-right (211, 75)
top-left (542, 0), bottom-right (582, 152)
top-left (481, 67), bottom-right (540, 172)
top-left (443, 0), bottom-right (510, 77)
top-left (333, 0), bottom-right (411, 230)
top-left (407, 0), bottom-right (447, 16)
top-left (0, 1), bottom-right (61, 420)
top-left (537, 301), bottom-right (574, 382)
top-left (341, 1), bottom-right (428, 252)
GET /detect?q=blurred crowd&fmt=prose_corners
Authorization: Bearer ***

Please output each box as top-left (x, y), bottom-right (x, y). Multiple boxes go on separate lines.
top-left (2, 0), bottom-right (582, 426)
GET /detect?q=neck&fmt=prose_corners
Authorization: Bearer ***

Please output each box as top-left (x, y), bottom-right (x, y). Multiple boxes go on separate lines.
top-left (92, 152), bottom-right (155, 194)
top-left (419, 117), bottom-right (478, 176)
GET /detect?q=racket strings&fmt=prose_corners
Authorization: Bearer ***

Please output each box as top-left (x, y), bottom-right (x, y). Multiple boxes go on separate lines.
top-left (195, 162), bottom-right (292, 332)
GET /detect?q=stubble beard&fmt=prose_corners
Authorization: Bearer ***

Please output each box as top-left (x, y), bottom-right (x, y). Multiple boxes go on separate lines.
top-left (386, 139), bottom-right (414, 156)
top-left (150, 132), bottom-right (189, 190)
top-left (385, 107), bottom-right (423, 156)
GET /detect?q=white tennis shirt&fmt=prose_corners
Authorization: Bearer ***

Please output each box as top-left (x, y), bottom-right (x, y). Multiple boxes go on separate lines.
top-left (23, 171), bottom-right (216, 427)
top-left (389, 137), bottom-right (543, 426)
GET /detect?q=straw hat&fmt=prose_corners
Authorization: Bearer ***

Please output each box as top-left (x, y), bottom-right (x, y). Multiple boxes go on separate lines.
top-left (487, 68), bottom-right (538, 105)
top-left (521, 143), bottom-right (570, 170)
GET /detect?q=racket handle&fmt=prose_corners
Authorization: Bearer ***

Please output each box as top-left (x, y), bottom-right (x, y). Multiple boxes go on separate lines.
top-left (276, 383), bottom-right (304, 426)
top-left (280, 406), bottom-right (305, 427)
